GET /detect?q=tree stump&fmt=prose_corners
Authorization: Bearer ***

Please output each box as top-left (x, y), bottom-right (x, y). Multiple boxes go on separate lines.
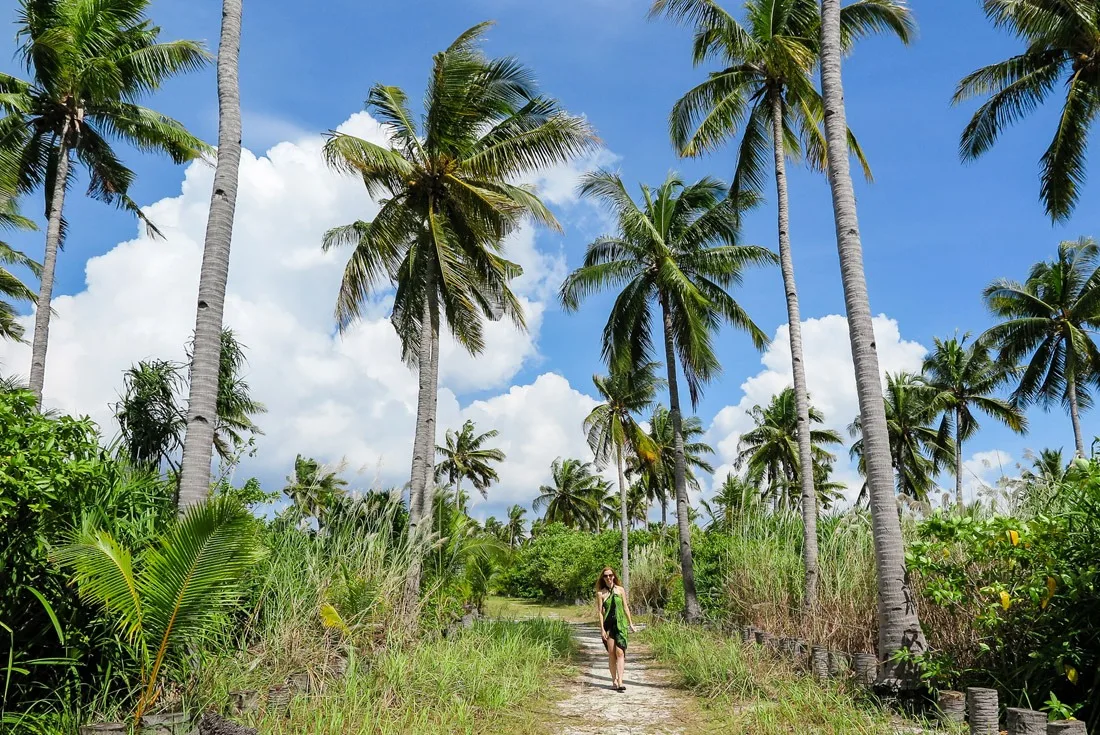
top-left (287, 670), bottom-right (310, 693)
top-left (79, 726), bottom-right (127, 735)
top-left (141, 712), bottom-right (191, 735)
top-left (852, 653), bottom-right (877, 686)
top-left (1046, 722), bottom-right (1087, 734)
top-left (755, 629), bottom-right (771, 646)
top-left (1007, 708), bottom-right (1048, 735)
top-left (741, 626), bottom-right (754, 644)
top-left (198, 713), bottom-right (259, 735)
top-left (967, 687), bottom-right (999, 734)
top-left (228, 690), bottom-right (259, 716)
top-left (266, 684), bottom-right (291, 716)
top-left (811, 646), bottom-right (829, 679)
top-left (936, 690), bottom-right (965, 724)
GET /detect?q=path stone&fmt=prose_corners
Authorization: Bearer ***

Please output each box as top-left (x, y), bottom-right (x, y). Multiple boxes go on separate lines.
top-left (550, 623), bottom-right (692, 735)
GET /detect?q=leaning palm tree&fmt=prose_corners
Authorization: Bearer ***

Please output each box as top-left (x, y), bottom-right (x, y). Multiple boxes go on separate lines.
top-left (584, 361), bottom-right (662, 587)
top-left (922, 334), bottom-right (1027, 509)
top-left (533, 457), bottom-right (603, 531)
top-left (0, 0), bottom-right (208, 408)
top-left (504, 504), bottom-right (526, 549)
top-left (177, 0), bottom-right (243, 512)
top-left (321, 23), bottom-right (595, 548)
top-left (561, 171), bottom-right (771, 622)
top-left (651, 0), bottom-right (912, 610)
top-left (818, 0), bottom-right (926, 680)
top-left (0, 198), bottom-right (39, 342)
top-left (282, 454), bottom-right (349, 528)
top-left (954, 0), bottom-right (1100, 221)
top-left (435, 419), bottom-right (506, 511)
top-left (981, 239), bottom-right (1100, 456)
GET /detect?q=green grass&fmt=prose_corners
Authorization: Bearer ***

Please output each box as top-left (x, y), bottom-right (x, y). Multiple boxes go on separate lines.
top-left (484, 595), bottom-right (595, 623)
top-left (642, 622), bottom-right (940, 734)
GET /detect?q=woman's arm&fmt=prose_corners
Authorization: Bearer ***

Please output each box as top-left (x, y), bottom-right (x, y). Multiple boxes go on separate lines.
top-left (597, 593), bottom-right (607, 639)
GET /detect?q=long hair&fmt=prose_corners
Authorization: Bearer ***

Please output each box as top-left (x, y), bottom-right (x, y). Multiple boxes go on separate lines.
top-left (595, 566), bottom-right (620, 594)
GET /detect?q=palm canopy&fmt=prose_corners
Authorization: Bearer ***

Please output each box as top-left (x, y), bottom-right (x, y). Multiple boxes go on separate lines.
top-left (0, 197), bottom-right (39, 341)
top-left (435, 419), bottom-right (506, 500)
top-left (849, 371), bottom-right (954, 502)
top-left (322, 22), bottom-right (597, 358)
top-left (954, 0), bottom-right (1100, 220)
top-left (584, 361), bottom-right (664, 468)
top-left (736, 387), bottom-right (843, 507)
top-left (504, 503), bottom-right (526, 547)
top-left (282, 455), bottom-right (349, 524)
top-left (651, 0), bottom-right (912, 194)
top-left (628, 405), bottom-right (715, 508)
top-left (0, 0), bottom-right (208, 224)
top-left (560, 170), bottom-right (775, 406)
top-left (533, 457), bottom-right (604, 531)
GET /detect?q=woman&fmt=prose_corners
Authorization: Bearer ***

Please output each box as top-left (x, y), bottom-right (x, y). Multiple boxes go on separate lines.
top-left (596, 566), bottom-right (637, 691)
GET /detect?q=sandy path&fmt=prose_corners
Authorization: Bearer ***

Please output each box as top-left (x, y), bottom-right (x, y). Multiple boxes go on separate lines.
top-left (549, 623), bottom-right (696, 735)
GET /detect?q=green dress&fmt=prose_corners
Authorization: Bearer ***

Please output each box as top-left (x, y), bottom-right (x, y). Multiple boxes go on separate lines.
top-left (602, 589), bottom-right (629, 651)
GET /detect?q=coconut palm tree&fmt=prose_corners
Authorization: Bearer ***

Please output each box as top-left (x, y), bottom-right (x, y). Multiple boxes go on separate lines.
top-left (701, 472), bottom-right (757, 530)
top-left (629, 405), bottom-right (715, 526)
top-left (584, 361), bottom-right (662, 587)
top-left (651, 0), bottom-right (912, 610)
top-left (0, 0), bottom-right (208, 408)
top-left (435, 420), bottom-right (506, 511)
top-left (848, 372), bottom-right (953, 503)
top-left (818, 0), bottom-right (926, 680)
top-left (954, 0), bottom-right (1100, 220)
top-left (533, 458), bottom-right (603, 531)
top-left (0, 198), bottom-right (38, 342)
top-left (981, 239), bottom-right (1100, 457)
top-left (176, 0), bottom-right (243, 513)
top-left (921, 334), bottom-right (1027, 509)
top-left (321, 23), bottom-right (595, 547)
top-left (504, 504), bottom-right (526, 548)
top-left (560, 171), bottom-right (772, 622)
top-left (282, 455), bottom-right (349, 528)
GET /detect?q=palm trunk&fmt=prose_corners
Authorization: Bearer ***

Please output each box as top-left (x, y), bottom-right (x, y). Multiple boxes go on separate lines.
top-left (423, 314), bottom-right (440, 509)
top-left (177, 0), bottom-right (243, 512)
top-left (28, 121), bottom-right (72, 407)
top-left (1067, 372), bottom-right (1086, 457)
top-left (955, 407), bottom-right (964, 511)
top-left (661, 297), bottom-right (702, 623)
top-left (661, 495), bottom-right (667, 528)
top-left (454, 477), bottom-right (462, 513)
top-left (617, 443), bottom-right (629, 590)
top-left (819, 0), bottom-right (926, 684)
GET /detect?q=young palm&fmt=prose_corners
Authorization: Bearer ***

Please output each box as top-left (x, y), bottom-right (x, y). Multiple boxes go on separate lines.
top-left (533, 457), bottom-right (603, 531)
top-left (736, 387), bottom-right (843, 510)
top-left (0, 198), bottom-right (39, 342)
top-left (435, 419), bottom-right (506, 511)
top-left (0, 0), bottom-right (208, 406)
top-left (651, 0), bottom-right (912, 611)
top-left (818, 0), bottom-right (926, 682)
top-left (922, 334), bottom-right (1027, 509)
top-left (954, 0), bottom-right (1100, 220)
top-left (322, 23), bottom-right (595, 541)
top-left (981, 238), bottom-right (1100, 456)
top-left (504, 503), bottom-right (527, 548)
top-left (560, 172), bottom-right (767, 623)
top-left (848, 372), bottom-right (953, 503)
top-left (584, 361), bottom-right (663, 587)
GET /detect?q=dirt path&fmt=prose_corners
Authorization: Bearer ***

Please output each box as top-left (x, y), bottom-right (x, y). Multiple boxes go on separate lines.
top-left (548, 623), bottom-right (698, 735)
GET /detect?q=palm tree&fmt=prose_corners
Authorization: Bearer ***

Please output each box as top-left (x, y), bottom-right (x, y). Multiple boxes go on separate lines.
top-left (848, 372), bottom-right (953, 503)
top-left (0, 198), bottom-right (38, 342)
top-left (922, 334), bottom-right (1027, 509)
top-left (321, 23), bottom-right (595, 550)
top-left (736, 387), bottom-right (843, 510)
top-left (435, 420), bottom-right (506, 511)
top-left (560, 171), bottom-right (772, 622)
top-left (282, 455), bottom-right (349, 528)
top-left (0, 0), bottom-right (208, 408)
top-left (702, 472), bottom-right (757, 530)
top-left (584, 361), bottom-right (662, 588)
top-left (651, 0), bottom-right (912, 610)
top-left (629, 405), bottom-right (715, 526)
top-left (818, 0), bottom-right (926, 680)
top-left (504, 504), bottom-right (526, 549)
top-left (954, 0), bottom-right (1100, 220)
top-left (533, 458), bottom-right (603, 531)
top-left (981, 239), bottom-right (1100, 456)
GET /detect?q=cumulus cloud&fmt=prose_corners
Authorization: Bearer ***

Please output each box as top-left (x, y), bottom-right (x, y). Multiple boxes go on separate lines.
top-left (0, 112), bottom-right (612, 518)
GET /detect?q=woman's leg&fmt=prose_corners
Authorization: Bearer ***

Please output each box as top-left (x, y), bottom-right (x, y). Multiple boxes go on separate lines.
top-left (605, 636), bottom-right (617, 686)
top-left (615, 644), bottom-right (626, 687)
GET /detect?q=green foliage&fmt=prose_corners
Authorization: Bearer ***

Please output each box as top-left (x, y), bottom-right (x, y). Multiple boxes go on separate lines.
top-left (0, 196), bottom-right (38, 342)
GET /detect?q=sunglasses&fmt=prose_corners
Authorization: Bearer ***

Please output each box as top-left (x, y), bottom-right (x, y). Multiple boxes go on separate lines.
top-left (603, 573), bottom-right (614, 577)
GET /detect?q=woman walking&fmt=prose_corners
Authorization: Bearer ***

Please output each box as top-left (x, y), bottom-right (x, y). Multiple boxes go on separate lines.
top-left (596, 566), bottom-right (637, 691)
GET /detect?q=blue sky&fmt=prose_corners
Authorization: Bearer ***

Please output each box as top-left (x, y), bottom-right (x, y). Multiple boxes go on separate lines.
top-left (0, 0), bottom-right (1095, 516)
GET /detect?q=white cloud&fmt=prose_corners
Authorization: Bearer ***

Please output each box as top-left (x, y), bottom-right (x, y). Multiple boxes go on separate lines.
top-left (0, 112), bottom-right (612, 517)
top-left (706, 314), bottom-right (928, 504)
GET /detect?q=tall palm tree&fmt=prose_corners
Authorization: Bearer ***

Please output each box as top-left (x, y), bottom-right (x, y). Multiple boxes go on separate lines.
top-left (584, 361), bottom-right (662, 588)
top-left (0, 0), bottom-right (208, 408)
top-left (321, 23), bottom-right (595, 547)
top-left (0, 198), bottom-right (39, 342)
top-left (848, 372), bottom-right (953, 503)
top-left (435, 419), bottom-right (506, 511)
top-left (282, 454), bottom-right (349, 528)
top-left (981, 239), bottom-right (1100, 456)
top-left (629, 405), bottom-right (715, 526)
top-left (560, 171), bottom-right (772, 622)
top-left (504, 503), bottom-right (526, 549)
top-left (651, 0), bottom-right (912, 610)
top-left (954, 0), bottom-right (1100, 221)
top-left (533, 457), bottom-right (603, 531)
top-left (178, 0), bottom-right (244, 512)
top-left (922, 334), bottom-right (1027, 509)
top-left (736, 387), bottom-right (843, 509)
top-left (818, 0), bottom-right (926, 680)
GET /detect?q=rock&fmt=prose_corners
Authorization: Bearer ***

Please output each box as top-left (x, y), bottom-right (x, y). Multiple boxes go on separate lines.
top-left (198, 713), bottom-right (258, 735)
